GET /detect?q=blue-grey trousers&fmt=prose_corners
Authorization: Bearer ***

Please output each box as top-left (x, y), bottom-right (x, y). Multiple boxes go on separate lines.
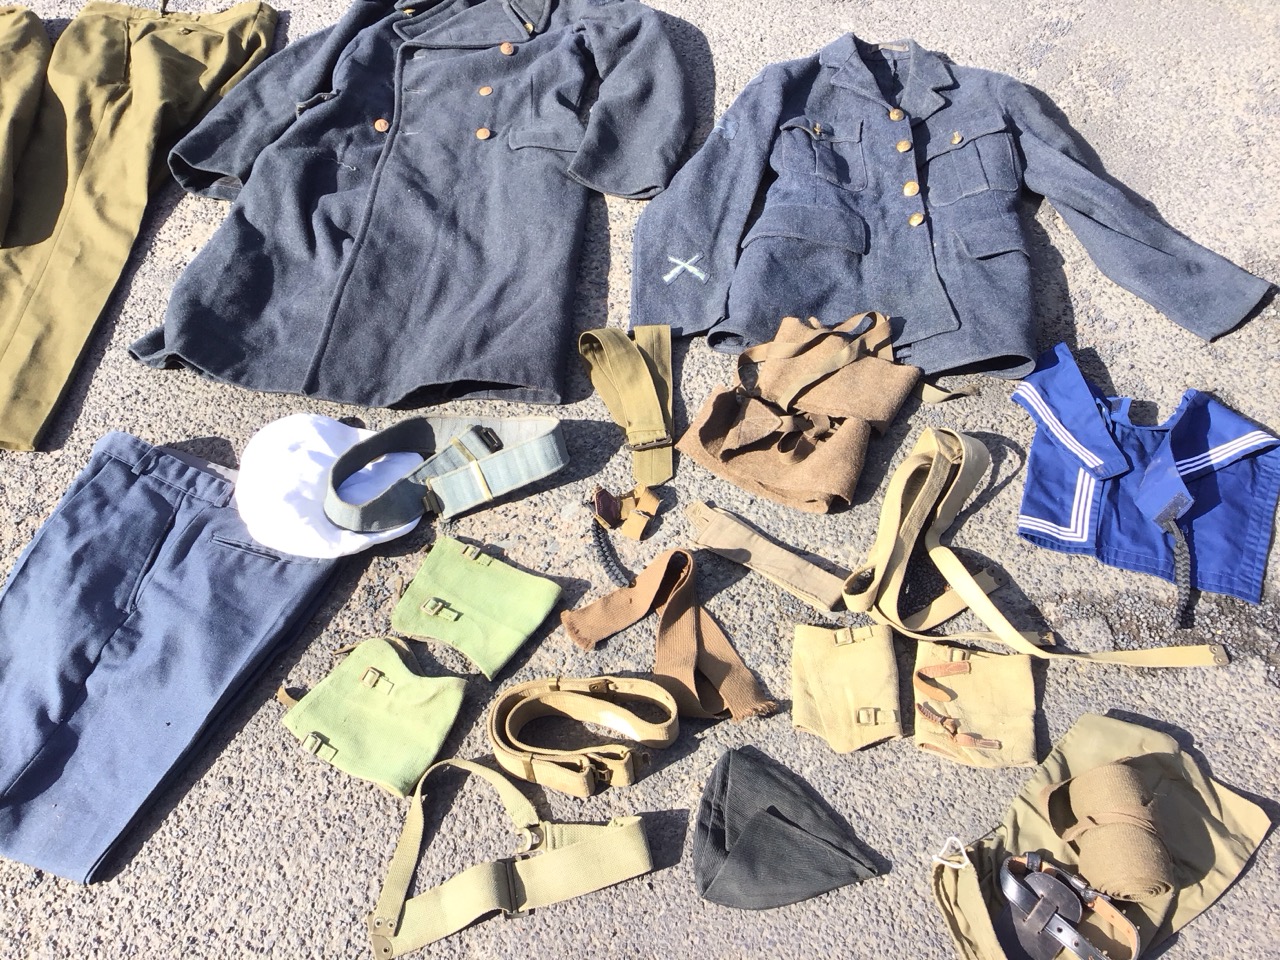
top-left (0, 432), bottom-right (339, 882)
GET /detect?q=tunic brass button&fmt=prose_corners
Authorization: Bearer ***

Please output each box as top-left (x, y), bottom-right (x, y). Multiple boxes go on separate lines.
top-left (896, 139), bottom-right (912, 153)
top-left (475, 127), bottom-right (492, 140)
top-left (903, 180), bottom-right (920, 197)
top-left (888, 107), bottom-right (905, 121)
top-left (523, 21), bottom-right (534, 32)
top-left (403, 7), bottom-right (415, 14)
top-left (478, 85), bottom-right (493, 96)
top-left (373, 118), bottom-right (390, 133)
top-left (951, 131), bottom-right (963, 145)
top-left (499, 41), bottom-right (516, 55)
top-left (908, 212), bottom-right (925, 227)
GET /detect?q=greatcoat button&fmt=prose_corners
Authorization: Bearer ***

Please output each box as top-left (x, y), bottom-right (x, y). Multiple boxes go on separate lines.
top-left (403, 7), bottom-right (415, 14)
top-left (499, 41), bottom-right (516, 55)
top-left (896, 139), bottom-right (912, 153)
top-left (888, 107), bottom-right (905, 121)
top-left (951, 131), bottom-right (963, 144)
top-left (373, 118), bottom-right (390, 133)
top-left (908, 212), bottom-right (925, 227)
top-left (478, 85), bottom-right (493, 96)
top-left (903, 180), bottom-right (920, 197)
top-left (476, 127), bottom-right (492, 140)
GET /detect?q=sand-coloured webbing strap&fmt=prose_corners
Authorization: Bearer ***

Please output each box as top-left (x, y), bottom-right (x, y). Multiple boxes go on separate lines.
top-left (368, 759), bottom-right (653, 959)
top-left (579, 325), bottom-right (674, 489)
top-left (325, 416), bottom-right (568, 532)
top-left (684, 501), bottom-right (847, 611)
top-left (487, 676), bottom-right (679, 798)
top-left (842, 428), bottom-right (1229, 667)
top-left (561, 549), bottom-right (777, 721)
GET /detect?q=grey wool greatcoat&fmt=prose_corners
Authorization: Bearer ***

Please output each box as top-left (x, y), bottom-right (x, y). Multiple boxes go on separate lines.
top-left (130, 0), bottom-right (694, 406)
top-left (630, 35), bottom-right (1271, 377)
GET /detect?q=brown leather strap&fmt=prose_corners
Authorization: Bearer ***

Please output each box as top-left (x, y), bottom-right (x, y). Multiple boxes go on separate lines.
top-left (560, 549), bottom-right (777, 721)
top-left (916, 702), bottom-right (1003, 751)
top-left (913, 660), bottom-right (972, 700)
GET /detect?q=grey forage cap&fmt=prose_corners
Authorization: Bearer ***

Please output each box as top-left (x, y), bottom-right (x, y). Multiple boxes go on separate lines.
top-left (692, 747), bottom-right (882, 909)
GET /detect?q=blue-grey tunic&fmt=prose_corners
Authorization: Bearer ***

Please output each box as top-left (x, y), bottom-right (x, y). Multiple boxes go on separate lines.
top-left (630, 35), bottom-right (1271, 377)
top-left (132, 0), bottom-right (694, 406)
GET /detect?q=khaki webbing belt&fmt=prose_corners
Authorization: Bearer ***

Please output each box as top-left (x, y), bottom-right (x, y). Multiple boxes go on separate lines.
top-left (369, 759), bottom-right (653, 959)
top-left (561, 549), bottom-right (777, 721)
top-left (487, 676), bottom-right (679, 797)
top-left (579, 325), bottom-right (673, 538)
top-left (685, 501), bottom-right (847, 611)
top-left (842, 427), bottom-right (1229, 667)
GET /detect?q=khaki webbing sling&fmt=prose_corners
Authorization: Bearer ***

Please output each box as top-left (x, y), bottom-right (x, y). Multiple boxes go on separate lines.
top-left (561, 549), bottom-right (777, 721)
top-left (369, 759), bottom-right (653, 959)
top-left (579, 325), bottom-right (673, 538)
top-left (685, 500), bottom-right (847, 611)
top-left (487, 676), bottom-right (679, 797)
top-left (843, 427), bottom-right (1229, 667)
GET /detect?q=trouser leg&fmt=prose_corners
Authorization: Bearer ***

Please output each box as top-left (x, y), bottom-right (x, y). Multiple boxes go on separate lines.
top-left (0, 1), bottom-right (275, 452)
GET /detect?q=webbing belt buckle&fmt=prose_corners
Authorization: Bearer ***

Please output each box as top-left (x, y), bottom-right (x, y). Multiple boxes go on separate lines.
top-left (502, 826), bottom-right (543, 920)
top-left (475, 426), bottom-right (504, 452)
top-left (629, 434), bottom-right (672, 451)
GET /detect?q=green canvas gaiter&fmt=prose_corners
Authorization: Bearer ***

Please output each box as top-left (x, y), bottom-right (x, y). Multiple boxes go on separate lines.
top-left (280, 637), bottom-right (465, 796)
top-left (392, 536), bottom-right (562, 679)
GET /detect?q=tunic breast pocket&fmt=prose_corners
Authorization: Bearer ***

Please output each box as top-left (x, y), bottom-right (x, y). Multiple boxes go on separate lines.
top-left (776, 117), bottom-right (867, 193)
top-left (924, 115), bottom-right (1020, 206)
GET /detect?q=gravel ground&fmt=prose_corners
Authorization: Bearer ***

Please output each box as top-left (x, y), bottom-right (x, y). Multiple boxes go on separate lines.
top-left (1, 0), bottom-right (1278, 958)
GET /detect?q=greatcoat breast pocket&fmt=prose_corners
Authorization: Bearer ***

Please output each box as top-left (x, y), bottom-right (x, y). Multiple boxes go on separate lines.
top-left (924, 114), bottom-right (1020, 206)
top-left (776, 116), bottom-right (867, 192)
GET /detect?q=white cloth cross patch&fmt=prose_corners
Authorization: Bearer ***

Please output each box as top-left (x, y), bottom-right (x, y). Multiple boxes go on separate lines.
top-left (663, 253), bottom-right (708, 284)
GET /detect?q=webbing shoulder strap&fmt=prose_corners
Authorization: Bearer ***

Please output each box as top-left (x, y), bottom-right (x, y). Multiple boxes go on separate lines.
top-left (325, 416), bottom-right (568, 532)
top-left (843, 428), bottom-right (1228, 668)
top-left (369, 759), bottom-right (653, 959)
top-left (684, 501), bottom-right (847, 611)
top-left (487, 676), bottom-right (679, 797)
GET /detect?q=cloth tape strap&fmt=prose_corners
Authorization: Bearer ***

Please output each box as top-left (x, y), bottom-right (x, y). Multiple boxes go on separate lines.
top-left (487, 676), bottom-right (679, 798)
top-left (561, 548), bottom-right (777, 722)
top-left (997, 853), bottom-right (1140, 960)
top-left (842, 427), bottom-right (1228, 667)
top-left (369, 758), bottom-right (653, 959)
top-left (579, 325), bottom-right (674, 490)
top-left (325, 416), bottom-right (568, 532)
top-left (684, 501), bottom-right (847, 611)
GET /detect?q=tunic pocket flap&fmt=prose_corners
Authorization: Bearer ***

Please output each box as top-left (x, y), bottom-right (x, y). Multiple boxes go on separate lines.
top-left (743, 203), bottom-right (868, 255)
top-left (925, 113), bottom-right (1009, 159)
top-left (956, 215), bottom-right (1027, 259)
top-left (780, 116), bottom-right (861, 143)
top-left (508, 122), bottom-right (584, 153)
